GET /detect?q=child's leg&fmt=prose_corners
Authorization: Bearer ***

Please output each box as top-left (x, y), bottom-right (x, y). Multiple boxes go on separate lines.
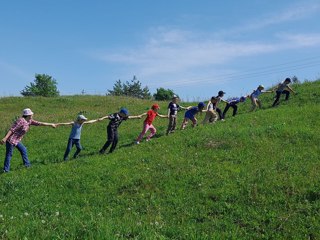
top-left (231, 104), bottom-right (238, 116)
top-left (283, 90), bottom-right (290, 100)
top-left (137, 123), bottom-right (150, 142)
top-left (109, 129), bottom-right (119, 153)
top-left (3, 141), bottom-right (14, 172)
top-left (100, 127), bottom-right (114, 153)
top-left (257, 99), bottom-right (262, 108)
top-left (181, 118), bottom-right (188, 129)
top-left (272, 91), bottom-right (282, 106)
top-left (216, 108), bottom-right (223, 119)
top-left (16, 142), bottom-right (30, 167)
top-left (172, 116), bottom-right (177, 132)
top-left (209, 110), bottom-right (218, 122)
top-left (191, 117), bottom-right (197, 127)
top-left (147, 124), bottom-right (156, 140)
top-left (63, 138), bottom-right (74, 160)
top-left (202, 112), bottom-right (210, 124)
top-left (222, 104), bottom-right (230, 119)
top-left (73, 139), bottom-right (82, 158)
top-left (167, 115), bottom-right (174, 134)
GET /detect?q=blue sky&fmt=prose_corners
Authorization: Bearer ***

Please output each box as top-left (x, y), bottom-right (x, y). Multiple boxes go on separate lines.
top-left (1, 0), bottom-right (320, 101)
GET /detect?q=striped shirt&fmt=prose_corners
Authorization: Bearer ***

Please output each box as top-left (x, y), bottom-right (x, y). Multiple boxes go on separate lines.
top-left (108, 113), bottom-right (128, 130)
top-left (8, 118), bottom-right (40, 145)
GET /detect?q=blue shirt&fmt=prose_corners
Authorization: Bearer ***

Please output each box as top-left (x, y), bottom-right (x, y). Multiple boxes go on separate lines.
top-left (69, 122), bottom-right (83, 139)
top-left (185, 106), bottom-right (199, 119)
top-left (227, 97), bottom-right (241, 104)
top-left (251, 89), bottom-right (262, 98)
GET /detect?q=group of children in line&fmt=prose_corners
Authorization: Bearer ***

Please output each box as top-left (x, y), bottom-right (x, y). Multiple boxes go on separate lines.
top-left (1, 78), bottom-right (296, 172)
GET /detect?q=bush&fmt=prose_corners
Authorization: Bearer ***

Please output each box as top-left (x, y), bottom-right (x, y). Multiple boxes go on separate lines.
top-left (21, 74), bottom-right (60, 97)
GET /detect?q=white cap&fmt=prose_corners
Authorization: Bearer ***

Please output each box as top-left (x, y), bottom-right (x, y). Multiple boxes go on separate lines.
top-left (22, 108), bottom-right (34, 116)
top-left (258, 85), bottom-right (265, 89)
top-left (77, 114), bottom-right (87, 121)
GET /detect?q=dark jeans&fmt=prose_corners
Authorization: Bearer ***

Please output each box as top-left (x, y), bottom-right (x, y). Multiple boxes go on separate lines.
top-left (222, 103), bottom-right (238, 119)
top-left (99, 126), bottom-right (119, 154)
top-left (215, 108), bottom-right (223, 120)
top-left (64, 138), bottom-right (82, 160)
top-left (272, 90), bottom-right (290, 106)
top-left (4, 141), bottom-right (30, 172)
top-left (167, 115), bottom-right (177, 134)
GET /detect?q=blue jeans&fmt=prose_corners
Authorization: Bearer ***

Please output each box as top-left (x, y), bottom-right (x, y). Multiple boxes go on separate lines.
top-left (63, 138), bottom-right (82, 160)
top-left (4, 141), bottom-right (30, 172)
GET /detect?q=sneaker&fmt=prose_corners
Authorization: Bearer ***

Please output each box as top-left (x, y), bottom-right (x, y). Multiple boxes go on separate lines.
top-left (136, 141), bottom-right (140, 144)
top-left (146, 139), bottom-right (150, 142)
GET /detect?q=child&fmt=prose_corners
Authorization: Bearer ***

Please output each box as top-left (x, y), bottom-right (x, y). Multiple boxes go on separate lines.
top-left (57, 114), bottom-right (103, 161)
top-left (202, 97), bottom-right (218, 124)
top-left (136, 104), bottom-right (167, 144)
top-left (250, 85), bottom-right (273, 111)
top-left (272, 78), bottom-right (296, 107)
top-left (167, 95), bottom-right (190, 135)
top-left (1, 108), bottom-right (56, 173)
top-left (181, 102), bottom-right (206, 129)
top-left (222, 96), bottom-right (247, 119)
top-left (213, 90), bottom-right (228, 120)
top-left (99, 108), bottom-right (142, 154)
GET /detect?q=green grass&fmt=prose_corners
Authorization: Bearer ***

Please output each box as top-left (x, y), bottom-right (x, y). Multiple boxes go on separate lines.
top-left (0, 80), bottom-right (319, 239)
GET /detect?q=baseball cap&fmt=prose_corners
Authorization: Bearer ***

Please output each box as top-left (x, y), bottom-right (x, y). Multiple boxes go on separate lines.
top-left (218, 90), bottom-right (226, 96)
top-left (258, 85), bottom-right (265, 89)
top-left (152, 104), bottom-right (160, 110)
top-left (77, 114), bottom-right (88, 121)
top-left (240, 96), bottom-right (246, 102)
top-left (120, 108), bottom-right (129, 116)
top-left (198, 102), bottom-right (205, 108)
top-left (22, 108), bottom-right (34, 116)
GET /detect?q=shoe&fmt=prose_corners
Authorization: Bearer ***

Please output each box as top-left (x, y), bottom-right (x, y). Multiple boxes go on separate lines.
top-left (146, 139), bottom-right (150, 142)
top-left (136, 141), bottom-right (140, 144)
top-left (220, 119), bottom-right (225, 122)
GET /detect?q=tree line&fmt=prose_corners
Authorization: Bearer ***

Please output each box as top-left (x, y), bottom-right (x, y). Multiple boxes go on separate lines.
top-left (21, 74), bottom-right (177, 100)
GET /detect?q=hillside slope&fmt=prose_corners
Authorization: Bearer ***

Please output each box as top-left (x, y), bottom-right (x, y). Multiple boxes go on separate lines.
top-left (0, 80), bottom-right (319, 239)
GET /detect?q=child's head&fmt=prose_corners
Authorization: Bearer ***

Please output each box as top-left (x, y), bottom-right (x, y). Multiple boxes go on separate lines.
top-left (284, 77), bottom-right (291, 83)
top-left (210, 96), bottom-right (217, 103)
top-left (151, 104), bottom-right (160, 111)
top-left (172, 95), bottom-right (179, 103)
top-left (22, 108), bottom-right (34, 120)
top-left (240, 96), bottom-right (246, 102)
top-left (218, 90), bottom-right (225, 97)
top-left (76, 114), bottom-right (87, 124)
top-left (119, 108), bottom-right (129, 118)
top-left (258, 85), bottom-right (265, 90)
top-left (198, 102), bottom-right (205, 110)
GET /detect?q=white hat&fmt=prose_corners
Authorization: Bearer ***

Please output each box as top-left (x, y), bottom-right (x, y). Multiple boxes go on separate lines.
top-left (258, 85), bottom-right (265, 89)
top-left (77, 114), bottom-right (87, 121)
top-left (22, 108), bottom-right (34, 116)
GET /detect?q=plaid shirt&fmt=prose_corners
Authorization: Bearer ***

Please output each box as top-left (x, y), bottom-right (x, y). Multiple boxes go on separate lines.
top-left (7, 118), bottom-right (40, 145)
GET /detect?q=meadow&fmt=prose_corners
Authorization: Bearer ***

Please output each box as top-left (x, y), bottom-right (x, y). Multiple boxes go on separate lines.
top-left (0, 80), bottom-right (319, 239)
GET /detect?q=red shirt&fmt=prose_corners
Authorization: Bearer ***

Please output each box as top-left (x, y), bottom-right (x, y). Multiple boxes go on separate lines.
top-left (8, 118), bottom-right (40, 145)
top-left (144, 109), bottom-right (158, 125)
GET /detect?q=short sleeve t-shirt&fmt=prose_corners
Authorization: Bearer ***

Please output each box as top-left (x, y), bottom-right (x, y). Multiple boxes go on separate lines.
top-left (168, 102), bottom-right (180, 116)
top-left (144, 109), bottom-right (158, 125)
top-left (251, 89), bottom-right (262, 98)
top-left (69, 122), bottom-right (83, 139)
top-left (277, 82), bottom-right (289, 92)
top-left (185, 106), bottom-right (199, 119)
top-left (227, 97), bottom-right (240, 104)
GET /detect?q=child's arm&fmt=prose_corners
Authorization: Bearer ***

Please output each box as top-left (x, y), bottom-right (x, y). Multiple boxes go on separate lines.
top-left (287, 85), bottom-right (296, 94)
top-left (262, 90), bottom-right (273, 93)
top-left (180, 105), bottom-right (192, 110)
top-left (84, 118), bottom-right (105, 124)
top-left (37, 122), bottom-right (57, 128)
top-left (55, 122), bottom-right (74, 127)
top-left (0, 130), bottom-right (13, 145)
top-left (157, 113), bottom-right (168, 118)
top-left (128, 114), bottom-right (142, 119)
top-left (220, 99), bottom-right (228, 104)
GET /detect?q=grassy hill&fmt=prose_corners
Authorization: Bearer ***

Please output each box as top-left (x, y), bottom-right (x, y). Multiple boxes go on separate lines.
top-left (0, 80), bottom-right (319, 239)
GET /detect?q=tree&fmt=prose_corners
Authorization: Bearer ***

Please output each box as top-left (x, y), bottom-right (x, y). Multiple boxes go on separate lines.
top-left (107, 76), bottom-right (151, 99)
top-left (153, 87), bottom-right (176, 100)
top-left (21, 74), bottom-right (60, 97)
top-left (107, 79), bottom-right (124, 96)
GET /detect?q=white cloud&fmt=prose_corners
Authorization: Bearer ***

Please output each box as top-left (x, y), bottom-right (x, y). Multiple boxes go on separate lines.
top-left (93, 2), bottom-right (320, 88)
